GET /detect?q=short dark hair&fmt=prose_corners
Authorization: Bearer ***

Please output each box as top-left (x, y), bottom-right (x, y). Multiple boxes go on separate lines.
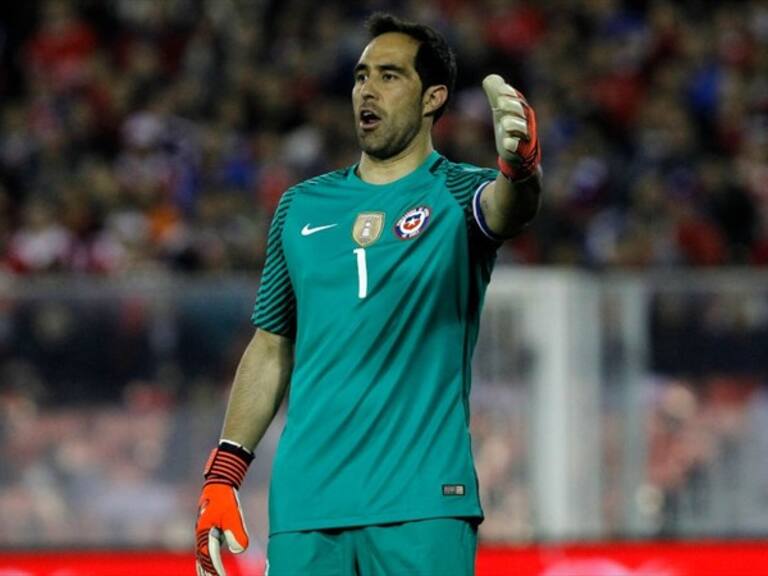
top-left (366, 13), bottom-right (456, 122)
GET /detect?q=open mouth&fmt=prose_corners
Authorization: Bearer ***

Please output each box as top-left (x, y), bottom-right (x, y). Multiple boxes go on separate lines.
top-left (359, 110), bottom-right (381, 130)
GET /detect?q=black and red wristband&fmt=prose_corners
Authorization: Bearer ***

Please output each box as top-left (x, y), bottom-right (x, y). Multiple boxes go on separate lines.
top-left (203, 441), bottom-right (254, 489)
top-left (498, 155), bottom-right (540, 182)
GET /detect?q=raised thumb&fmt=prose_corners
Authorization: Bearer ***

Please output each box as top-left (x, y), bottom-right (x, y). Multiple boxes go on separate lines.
top-left (482, 74), bottom-right (507, 108)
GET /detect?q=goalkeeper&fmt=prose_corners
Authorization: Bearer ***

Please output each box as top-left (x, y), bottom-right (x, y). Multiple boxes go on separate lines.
top-left (195, 11), bottom-right (541, 576)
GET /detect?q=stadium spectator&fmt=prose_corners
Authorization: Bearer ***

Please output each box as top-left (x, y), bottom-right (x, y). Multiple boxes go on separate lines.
top-left (0, 0), bottom-right (766, 273)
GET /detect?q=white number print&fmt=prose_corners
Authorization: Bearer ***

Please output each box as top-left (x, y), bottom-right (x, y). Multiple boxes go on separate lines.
top-left (353, 248), bottom-right (368, 299)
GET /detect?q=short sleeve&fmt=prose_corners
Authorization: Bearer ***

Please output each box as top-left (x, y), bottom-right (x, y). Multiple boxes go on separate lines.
top-left (441, 162), bottom-right (501, 287)
top-left (251, 189), bottom-right (297, 338)
top-left (464, 169), bottom-right (502, 280)
top-left (444, 164), bottom-right (500, 245)
top-left (471, 179), bottom-right (505, 244)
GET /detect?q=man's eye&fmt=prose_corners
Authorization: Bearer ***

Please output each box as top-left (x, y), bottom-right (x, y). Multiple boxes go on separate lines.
top-left (355, 73), bottom-right (366, 83)
top-left (382, 73), bottom-right (396, 81)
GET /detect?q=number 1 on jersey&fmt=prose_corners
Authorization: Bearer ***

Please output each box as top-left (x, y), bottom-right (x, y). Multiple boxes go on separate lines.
top-left (353, 248), bottom-right (368, 299)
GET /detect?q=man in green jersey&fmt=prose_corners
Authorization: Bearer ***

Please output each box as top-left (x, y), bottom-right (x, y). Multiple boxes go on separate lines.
top-left (195, 12), bottom-right (541, 576)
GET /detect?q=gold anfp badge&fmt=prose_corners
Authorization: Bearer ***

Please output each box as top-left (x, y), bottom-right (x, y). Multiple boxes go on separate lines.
top-left (352, 212), bottom-right (385, 247)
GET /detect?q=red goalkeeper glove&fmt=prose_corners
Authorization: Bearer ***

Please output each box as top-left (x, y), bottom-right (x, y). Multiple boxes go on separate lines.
top-left (195, 441), bottom-right (254, 576)
top-left (482, 74), bottom-right (541, 181)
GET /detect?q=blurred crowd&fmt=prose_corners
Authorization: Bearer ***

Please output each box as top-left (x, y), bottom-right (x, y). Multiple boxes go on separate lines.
top-left (2, 0), bottom-right (767, 550)
top-left (0, 277), bottom-right (766, 545)
top-left (0, 381), bottom-right (525, 547)
top-left (2, 314), bottom-right (765, 545)
top-left (0, 0), bottom-right (766, 274)
top-left (642, 375), bottom-right (766, 536)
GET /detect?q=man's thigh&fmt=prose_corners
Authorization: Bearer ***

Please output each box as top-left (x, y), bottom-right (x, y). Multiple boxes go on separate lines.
top-left (356, 518), bottom-right (477, 576)
top-left (267, 518), bottom-right (477, 576)
top-left (267, 528), bottom-right (355, 576)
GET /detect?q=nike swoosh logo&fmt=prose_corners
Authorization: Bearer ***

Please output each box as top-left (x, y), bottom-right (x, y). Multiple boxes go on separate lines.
top-left (301, 223), bottom-right (337, 236)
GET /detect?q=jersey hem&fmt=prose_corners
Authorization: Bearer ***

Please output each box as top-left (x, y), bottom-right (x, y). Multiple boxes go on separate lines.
top-left (268, 507), bottom-right (484, 536)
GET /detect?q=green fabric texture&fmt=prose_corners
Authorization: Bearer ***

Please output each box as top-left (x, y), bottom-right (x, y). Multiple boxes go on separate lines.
top-left (266, 518), bottom-right (477, 576)
top-left (252, 152), bottom-right (499, 534)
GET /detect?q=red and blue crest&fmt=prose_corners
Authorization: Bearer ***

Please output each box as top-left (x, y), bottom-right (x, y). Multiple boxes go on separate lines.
top-left (394, 206), bottom-right (431, 240)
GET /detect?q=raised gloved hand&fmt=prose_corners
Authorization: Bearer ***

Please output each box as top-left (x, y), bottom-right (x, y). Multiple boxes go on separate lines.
top-left (195, 441), bottom-right (254, 576)
top-left (482, 74), bottom-right (541, 181)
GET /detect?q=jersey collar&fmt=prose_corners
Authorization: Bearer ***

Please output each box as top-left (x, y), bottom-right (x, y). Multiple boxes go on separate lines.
top-left (348, 151), bottom-right (443, 189)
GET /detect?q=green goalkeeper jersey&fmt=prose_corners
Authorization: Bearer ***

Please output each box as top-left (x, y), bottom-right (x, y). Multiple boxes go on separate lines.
top-left (252, 151), bottom-right (500, 534)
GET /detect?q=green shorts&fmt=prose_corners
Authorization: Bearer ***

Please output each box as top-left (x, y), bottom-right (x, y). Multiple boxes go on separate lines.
top-left (266, 518), bottom-right (477, 576)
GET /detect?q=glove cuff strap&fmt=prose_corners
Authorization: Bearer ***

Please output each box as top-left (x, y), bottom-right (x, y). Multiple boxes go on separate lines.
top-left (498, 156), bottom-right (536, 181)
top-left (203, 441), bottom-right (254, 489)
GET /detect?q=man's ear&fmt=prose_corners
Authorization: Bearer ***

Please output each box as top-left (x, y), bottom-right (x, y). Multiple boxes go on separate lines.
top-left (422, 85), bottom-right (448, 117)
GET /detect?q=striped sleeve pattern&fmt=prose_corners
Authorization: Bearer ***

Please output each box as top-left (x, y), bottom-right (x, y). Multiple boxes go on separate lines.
top-left (443, 162), bottom-right (500, 247)
top-left (251, 188), bottom-right (297, 338)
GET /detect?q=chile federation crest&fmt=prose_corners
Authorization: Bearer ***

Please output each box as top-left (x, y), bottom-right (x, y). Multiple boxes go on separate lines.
top-left (394, 206), bottom-right (431, 240)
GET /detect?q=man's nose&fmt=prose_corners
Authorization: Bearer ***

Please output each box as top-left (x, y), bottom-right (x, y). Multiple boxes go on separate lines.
top-left (360, 79), bottom-right (379, 99)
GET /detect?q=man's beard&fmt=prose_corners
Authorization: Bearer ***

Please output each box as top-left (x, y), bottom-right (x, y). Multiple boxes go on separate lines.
top-left (357, 114), bottom-right (423, 160)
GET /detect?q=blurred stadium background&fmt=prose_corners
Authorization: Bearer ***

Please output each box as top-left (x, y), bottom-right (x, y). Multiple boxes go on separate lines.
top-left (0, 0), bottom-right (766, 574)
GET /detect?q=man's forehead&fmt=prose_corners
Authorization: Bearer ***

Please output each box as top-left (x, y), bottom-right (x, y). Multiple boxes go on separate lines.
top-left (357, 32), bottom-right (419, 69)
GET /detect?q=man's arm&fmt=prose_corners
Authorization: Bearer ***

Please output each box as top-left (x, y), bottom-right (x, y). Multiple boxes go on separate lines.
top-left (221, 328), bottom-right (294, 450)
top-left (480, 169), bottom-right (542, 238)
top-left (480, 74), bottom-right (543, 238)
top-left (195, 328), bottom-right (293, 576)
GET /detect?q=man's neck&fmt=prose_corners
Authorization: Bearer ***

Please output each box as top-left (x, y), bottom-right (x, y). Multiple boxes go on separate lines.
top-left (357, 137), bottom-right (435, 185)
